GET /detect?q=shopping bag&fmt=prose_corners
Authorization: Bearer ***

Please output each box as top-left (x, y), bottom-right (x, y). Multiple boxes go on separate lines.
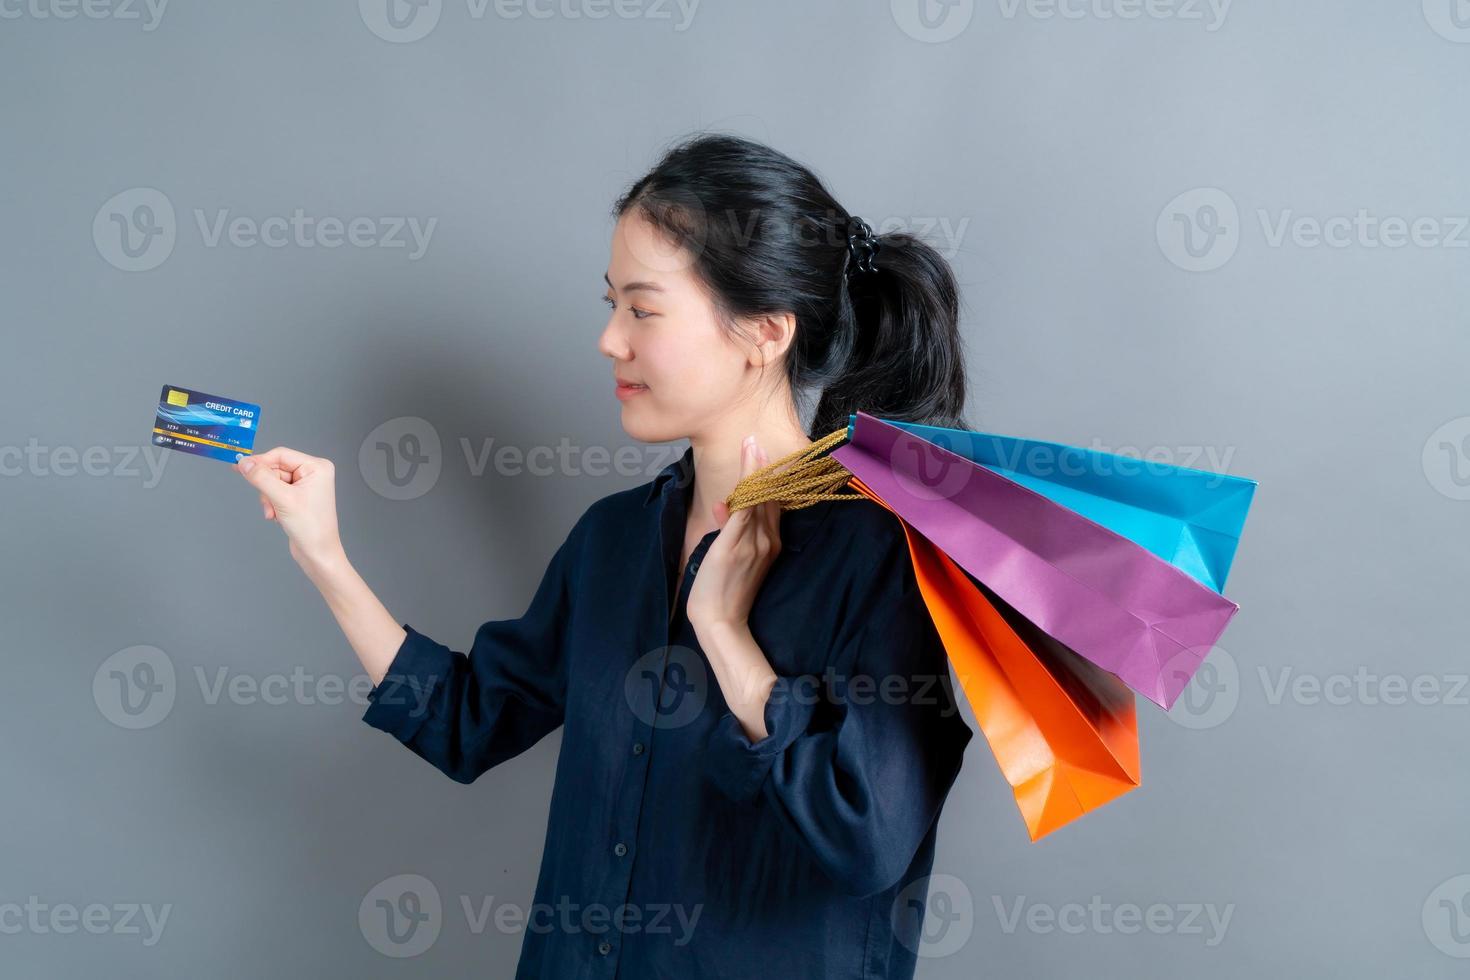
top-left (831, 412), bottom-right (1240, 710)
top-left (849, 416), bottom-right (1256, 592)
top-left (851, 474), bottom-right (1140, 840)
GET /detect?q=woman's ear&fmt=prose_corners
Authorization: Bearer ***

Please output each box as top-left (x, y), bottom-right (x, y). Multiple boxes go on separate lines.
top-left (747, 311), bottom-right (797, 368)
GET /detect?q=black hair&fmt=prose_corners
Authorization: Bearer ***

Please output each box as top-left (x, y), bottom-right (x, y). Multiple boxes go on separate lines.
top-left (611, 132), bottom-right (969, 439)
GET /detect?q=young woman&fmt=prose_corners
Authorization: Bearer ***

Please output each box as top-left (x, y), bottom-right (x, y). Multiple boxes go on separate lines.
top-left (237, 133), bottom-right (976, 979)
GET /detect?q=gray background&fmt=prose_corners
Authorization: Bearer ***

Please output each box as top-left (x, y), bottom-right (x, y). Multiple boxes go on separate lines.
top-left (2, 0), bottom-right (1467, 976)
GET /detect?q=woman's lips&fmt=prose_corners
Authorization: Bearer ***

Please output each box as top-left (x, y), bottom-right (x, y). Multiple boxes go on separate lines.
top-left (615, 382), bottom-right (648, 401)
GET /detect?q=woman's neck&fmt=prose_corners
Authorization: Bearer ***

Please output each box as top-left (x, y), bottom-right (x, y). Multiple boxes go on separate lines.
top-left (685, 416), bottom-right (812, 530)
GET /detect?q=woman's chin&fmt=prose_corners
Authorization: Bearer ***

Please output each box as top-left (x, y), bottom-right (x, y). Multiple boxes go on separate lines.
top-left (619, 411), bottom-right (680, 446)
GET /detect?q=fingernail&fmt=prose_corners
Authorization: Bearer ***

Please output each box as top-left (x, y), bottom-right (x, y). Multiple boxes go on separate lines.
top-left (239, 458), bottom-right (255, 474)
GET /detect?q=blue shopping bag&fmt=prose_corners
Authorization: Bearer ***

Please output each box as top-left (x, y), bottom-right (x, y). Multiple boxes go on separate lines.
top-left (847, 415), bottom-right (1257, 592)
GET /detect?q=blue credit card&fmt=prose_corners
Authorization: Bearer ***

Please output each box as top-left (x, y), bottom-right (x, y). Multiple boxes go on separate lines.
top-left (151, 384), bottom-right (262, 463)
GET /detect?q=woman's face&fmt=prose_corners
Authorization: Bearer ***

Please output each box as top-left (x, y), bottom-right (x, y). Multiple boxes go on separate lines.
top-left (598, 210), bottom-right (768, 445)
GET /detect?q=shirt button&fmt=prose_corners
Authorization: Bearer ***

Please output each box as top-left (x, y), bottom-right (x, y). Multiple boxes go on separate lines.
top-left (614, 842), bottom-right (628, 856)
top-left (598, 940), bottom-right (612, 955)
top-left (632, 741), bottom-right (644, 755)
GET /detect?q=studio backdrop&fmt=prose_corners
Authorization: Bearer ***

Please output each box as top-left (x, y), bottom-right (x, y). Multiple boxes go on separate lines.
top-left (2, 1), bottom-right (1466, 977)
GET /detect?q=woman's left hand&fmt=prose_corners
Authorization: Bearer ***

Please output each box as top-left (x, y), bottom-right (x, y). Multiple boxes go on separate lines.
top-left (686, 435), bottom-right (782, 634)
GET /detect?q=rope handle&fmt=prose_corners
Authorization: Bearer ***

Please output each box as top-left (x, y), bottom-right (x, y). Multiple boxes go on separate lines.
top-left (723, 426), bottom-right (866, 513)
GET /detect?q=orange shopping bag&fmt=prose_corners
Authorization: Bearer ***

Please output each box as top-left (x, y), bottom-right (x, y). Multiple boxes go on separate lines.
top-left (851, 475), bottom-right (1141, 841)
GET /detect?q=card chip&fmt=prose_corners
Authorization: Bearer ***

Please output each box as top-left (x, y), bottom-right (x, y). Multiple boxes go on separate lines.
top-left (167, 390), bottom-right (188, 406)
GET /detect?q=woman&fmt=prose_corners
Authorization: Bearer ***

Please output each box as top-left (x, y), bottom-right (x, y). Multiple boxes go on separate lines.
top-left (237, 133), bottom-right (976, 979)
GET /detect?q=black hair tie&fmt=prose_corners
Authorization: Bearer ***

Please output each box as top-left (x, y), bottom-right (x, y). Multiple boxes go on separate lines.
top-left (844, 216), bottom-right (881, 277)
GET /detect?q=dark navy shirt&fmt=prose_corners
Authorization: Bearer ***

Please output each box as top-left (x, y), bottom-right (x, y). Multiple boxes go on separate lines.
top-left (362, 444), bottom-right (974, 979)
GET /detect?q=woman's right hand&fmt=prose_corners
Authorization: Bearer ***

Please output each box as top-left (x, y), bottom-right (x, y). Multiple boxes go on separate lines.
top-left (235, 446), bottom-right (344, 567)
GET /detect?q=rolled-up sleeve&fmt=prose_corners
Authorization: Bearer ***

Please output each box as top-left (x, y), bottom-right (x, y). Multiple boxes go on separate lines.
top-left (361, 512), bottom-right (585, 784)
top-left (702, 571), bottom-right (974, 899)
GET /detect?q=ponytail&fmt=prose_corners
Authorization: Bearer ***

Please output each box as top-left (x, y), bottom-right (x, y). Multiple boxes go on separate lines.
top-left (812, 227), bottom-right (967, 437)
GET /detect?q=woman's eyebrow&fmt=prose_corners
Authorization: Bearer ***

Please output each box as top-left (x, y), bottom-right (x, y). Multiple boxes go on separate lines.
top-left (604, 272), bottom-right (665, 295)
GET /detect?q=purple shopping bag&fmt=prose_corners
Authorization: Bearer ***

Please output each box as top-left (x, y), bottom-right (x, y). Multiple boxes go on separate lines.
top-left (831, 412), bottom-right (1240, 710)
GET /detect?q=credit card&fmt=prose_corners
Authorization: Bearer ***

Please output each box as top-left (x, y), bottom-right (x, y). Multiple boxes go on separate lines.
top-left (151, 384), bottom-right (262, 463)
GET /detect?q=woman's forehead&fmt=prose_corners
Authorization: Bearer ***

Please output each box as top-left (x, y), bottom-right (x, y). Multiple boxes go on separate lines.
top-left (609, 210), bottom-right (702, 282)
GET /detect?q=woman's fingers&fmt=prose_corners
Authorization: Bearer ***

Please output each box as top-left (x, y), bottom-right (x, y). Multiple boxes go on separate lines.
top-left (724, 500), bottom-right (752, 533)
top-left (245, 445), bottom-right (315, 476)
top-left (236, 444), bottom-right (343, 566)
top-left (716, 436), bottom-right (783, 551)
top-left (754, 444), bottom-right (782, 543)
top-left (235, 445), bottom-right (326, 506)
top-left (740, 435), bottom-right (758, 477)
top-left (237, 455), bottom-right (293, 505)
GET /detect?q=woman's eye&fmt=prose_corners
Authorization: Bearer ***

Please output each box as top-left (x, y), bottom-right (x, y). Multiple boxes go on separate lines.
top-left (603, 296), bottom-right (651, 319)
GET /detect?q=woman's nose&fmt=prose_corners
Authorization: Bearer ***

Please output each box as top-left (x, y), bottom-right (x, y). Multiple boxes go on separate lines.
top-left (596, 317), bottom-right (627, 360)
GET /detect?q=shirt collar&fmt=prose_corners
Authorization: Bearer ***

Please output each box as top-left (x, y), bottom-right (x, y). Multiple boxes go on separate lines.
top-left (644, 444), bottom-right (696, 506)
top-left (642, 443), bottom-right (835, 552)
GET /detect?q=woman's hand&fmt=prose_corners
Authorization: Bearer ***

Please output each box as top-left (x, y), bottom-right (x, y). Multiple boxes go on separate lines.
top-left (234, 446), bottom-right (344, 567)
top-left (686, 435), bottom-right (782, 634)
